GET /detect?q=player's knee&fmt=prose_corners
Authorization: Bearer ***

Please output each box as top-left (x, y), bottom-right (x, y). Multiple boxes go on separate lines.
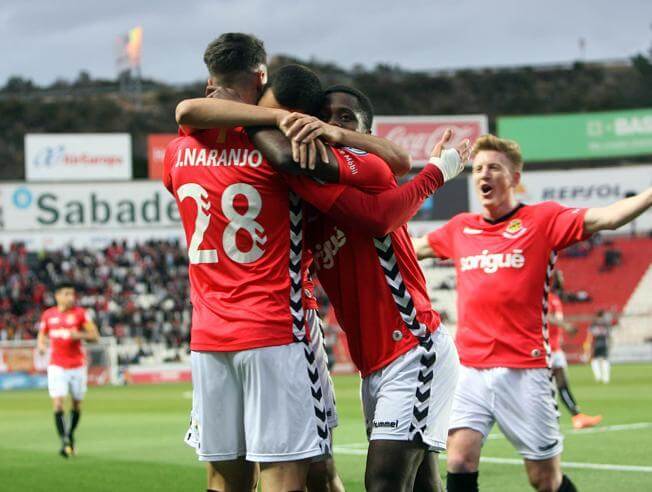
top-left (527, 468), bottom-right (561, 492)
top-left (445, 452), bottom-right (478, 474)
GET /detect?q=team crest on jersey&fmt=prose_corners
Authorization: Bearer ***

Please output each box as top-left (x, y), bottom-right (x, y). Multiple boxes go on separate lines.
top-left (66, 314), bottom-right (76, 325)
top-left (344, 146), bottom-right (368, 155)
top-left (503, 219), bottom-right (527, 239)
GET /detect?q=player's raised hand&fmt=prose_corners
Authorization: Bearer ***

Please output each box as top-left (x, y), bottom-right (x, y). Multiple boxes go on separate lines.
top-left (430, 128), bottom-right (453, 158)
top-left (428, 128), bottom-right (470, 183)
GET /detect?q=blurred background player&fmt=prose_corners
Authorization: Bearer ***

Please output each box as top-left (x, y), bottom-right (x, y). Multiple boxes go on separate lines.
top-left (413, 135), bottom-right (652, 492)
top-left (37, 281), bottom-right (100, 458)
top-left (549, 270), bottom-right (602, 429)
top-left (590, 309), bottom-right (617, 383)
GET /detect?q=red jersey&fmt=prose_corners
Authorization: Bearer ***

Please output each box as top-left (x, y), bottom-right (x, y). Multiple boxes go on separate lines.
top-left (427, 202), bottom-right (588, 369)
top-left (308, 147), bottom-right (441, 377)
top-left (163, 128), bottom-right (343, 352)
top-left (39, 306), bottom-right (89, 368)
top-left (548, 293), bottom-right (564, 352)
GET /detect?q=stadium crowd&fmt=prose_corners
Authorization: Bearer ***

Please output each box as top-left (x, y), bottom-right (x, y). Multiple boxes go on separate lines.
top-left (0, 240), bottom-right (191, 347)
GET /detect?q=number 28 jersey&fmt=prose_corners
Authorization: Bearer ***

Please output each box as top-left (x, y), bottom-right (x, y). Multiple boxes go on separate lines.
top-left (163, 127), bottom-right (343, 352)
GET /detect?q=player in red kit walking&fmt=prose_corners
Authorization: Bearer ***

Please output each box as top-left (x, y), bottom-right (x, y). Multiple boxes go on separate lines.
top-left (37, 282), bottom-right (99, 458)
top-left (413, 134), bottom-right (652, 492)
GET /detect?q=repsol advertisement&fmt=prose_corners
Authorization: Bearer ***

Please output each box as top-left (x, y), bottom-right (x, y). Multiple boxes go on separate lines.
top-left (0, 182), bottom-right (180, 231)
top-left (467, 165), bottom-right (652, 232)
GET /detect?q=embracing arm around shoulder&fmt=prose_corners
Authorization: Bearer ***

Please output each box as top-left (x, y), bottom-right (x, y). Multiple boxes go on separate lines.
top-left (412, 236), bottom-right (437, 260)
top-left (583, 187), bottom-right (652, 234)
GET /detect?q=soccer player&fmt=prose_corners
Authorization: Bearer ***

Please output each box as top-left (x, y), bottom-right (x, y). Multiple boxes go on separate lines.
top-left (413, 134), bottom-right (652, 491)
top-left (590, 310), bottom-right (615, 383)
top-left (168, 33), bottom-right (458, 492)
top-left (37, 282), bottom-right (99, 458)
top-left (548, 271), bottom-right (602, 429)
top-left (280, 88), bottom-right (470, 492)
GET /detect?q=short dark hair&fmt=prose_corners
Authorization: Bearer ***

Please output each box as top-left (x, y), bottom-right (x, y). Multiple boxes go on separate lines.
top-left (54, 281), bottom-right (76, 292)
top-left (270, 64), bottom-right (323, 114)
top-left (323, 85), bottom-right (374, 130)
top-left (203, 33), bottom-right (266, 77)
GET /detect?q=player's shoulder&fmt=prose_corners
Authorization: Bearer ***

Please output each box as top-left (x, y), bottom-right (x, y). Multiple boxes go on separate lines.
top-left (447, 212), bottom-right (480, 228)
top-left (41, 306), bottom-right (57, 318)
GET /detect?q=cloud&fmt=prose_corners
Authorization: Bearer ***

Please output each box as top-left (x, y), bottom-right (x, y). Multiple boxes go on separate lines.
top-left (0, 0), bottom-right (649, 84)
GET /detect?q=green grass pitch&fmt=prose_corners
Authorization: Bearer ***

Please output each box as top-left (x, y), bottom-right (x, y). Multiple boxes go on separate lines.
top-left (1, 364), bottom-right (651, 491)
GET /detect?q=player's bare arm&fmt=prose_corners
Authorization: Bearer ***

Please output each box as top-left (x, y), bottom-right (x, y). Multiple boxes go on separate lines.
top-left (248, 126), bottom-right (340, 182)
top-left (583, 186), bottom-right (652, 233)
top-left (175, 90), bottom-right (341, 181)
top-left (71, 320), bottom-right (100, 342)
top-left (280, 112), bottom-right (412, 176)
top-left (37, 328), bottom-right (48, 355)
top-left (175, 96), bottom-right (287, 131)
top-left (412, 236), bottom-right (437, 260)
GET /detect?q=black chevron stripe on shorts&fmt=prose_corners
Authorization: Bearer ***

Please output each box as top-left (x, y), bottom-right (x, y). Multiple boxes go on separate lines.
top-left (373, 234), bottom-right (437, 442)
top-left (289, 192), bottom-right (305, 342)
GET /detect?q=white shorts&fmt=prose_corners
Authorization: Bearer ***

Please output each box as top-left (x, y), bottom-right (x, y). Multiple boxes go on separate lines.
top-left (361, 325), bottom-right (460, 452)
top-left (306, 309), bottom-right (338, 429)
top-left (186, 342), bottom-right (331, 463)
top-left (47, 365), bottom-right (87, 400)
top-left (551, 350), bottom-right (567, 369)
top-left (450, 366), bottom-right (563, 460)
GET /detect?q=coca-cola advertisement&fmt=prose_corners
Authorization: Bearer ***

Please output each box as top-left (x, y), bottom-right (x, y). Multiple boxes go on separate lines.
top-left (373, 115), bottom-right (488, 166)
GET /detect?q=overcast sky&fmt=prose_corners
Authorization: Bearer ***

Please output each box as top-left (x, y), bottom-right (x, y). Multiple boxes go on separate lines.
top-left (2, 0), bottom-right (650, 85)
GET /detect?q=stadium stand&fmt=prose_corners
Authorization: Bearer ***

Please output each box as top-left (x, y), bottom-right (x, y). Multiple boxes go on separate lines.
top-left (557, 235), bottom-right (652, 362)
top-left (0, 241), bottom-right (191, 353)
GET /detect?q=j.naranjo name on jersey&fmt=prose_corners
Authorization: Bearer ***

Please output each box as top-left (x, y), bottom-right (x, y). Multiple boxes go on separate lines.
top-left (174, 147), bottom-right (263, 168)
top-left (460, 249), bottom-right (525, 274)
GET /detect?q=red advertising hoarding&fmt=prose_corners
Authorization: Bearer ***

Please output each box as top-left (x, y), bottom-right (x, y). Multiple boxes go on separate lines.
top-left (373, 115), bottom-right (488, 166)
top-left (147, 134), bottom-right (177, 179)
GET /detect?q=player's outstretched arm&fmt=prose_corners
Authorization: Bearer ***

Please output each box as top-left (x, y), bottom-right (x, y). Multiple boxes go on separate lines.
top-left (249, 127), bottom-right (341, 182)
top-left (281, 113), bottom-right (412, 176)
top-left (72, 320), bottom-right (100, 343)
top-left (583, 187), bottom-right (652, 233)
top-left (412, 236), bottom-right (437, 260)
top-left (175, 96), bottom-right (286, 130)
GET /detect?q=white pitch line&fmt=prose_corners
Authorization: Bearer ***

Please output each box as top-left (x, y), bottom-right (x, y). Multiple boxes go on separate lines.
top-left (332, 449), bottom-right (652, 473)
top-left (333, 422), bottom-right (652, 474)
top-left (485, 421), bottom-right (652, 441)
top-left (335, 422), bottom-right (652, 448)
top-left (479, 457), bottom-right (652, 473)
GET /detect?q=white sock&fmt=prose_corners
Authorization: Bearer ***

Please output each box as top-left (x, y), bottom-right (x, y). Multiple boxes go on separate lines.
top-left (601, 359), bottom-right (611, 384)
top-left (591, 359), bottom-right (602, 382)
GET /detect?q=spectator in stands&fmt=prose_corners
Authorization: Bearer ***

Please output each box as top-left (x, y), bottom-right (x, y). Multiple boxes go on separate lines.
top-left (601, 243), bottom-right (622, 271)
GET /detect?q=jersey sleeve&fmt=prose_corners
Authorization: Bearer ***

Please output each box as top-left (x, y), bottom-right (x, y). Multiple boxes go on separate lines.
top-left (162, 138), bottom-right (181, 195)
top-left (427, 220), bottom-right (456, 259)
top-left (336, 147), bottom-right (394, 191)
top-left (541, 201), bottom-right (590, 251)
top-left (283, 174), bottom-right (346, 213)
